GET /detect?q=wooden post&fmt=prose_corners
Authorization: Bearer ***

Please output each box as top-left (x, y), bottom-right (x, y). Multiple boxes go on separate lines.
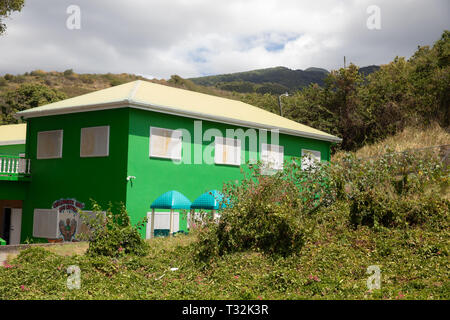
top-left (150, 208), bottom-right (155, 239)
top-left (169, 209), bottom-right (174, 236)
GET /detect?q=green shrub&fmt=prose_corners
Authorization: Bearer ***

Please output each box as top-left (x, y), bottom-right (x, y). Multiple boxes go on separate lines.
top-left (194, 160), bottom-right (332, 260)
top-left (63, 69), bottom-right (74, 76)
top-left (79, 74), bottom-right (94, 84)
top-left (81, 201), bottom-right (149, 257)
top-left (335, 149), bottom-right (448, 228)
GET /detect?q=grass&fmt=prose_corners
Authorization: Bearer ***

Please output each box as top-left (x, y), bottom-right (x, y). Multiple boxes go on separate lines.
top-left (0, 202), bottom-right (448, 300)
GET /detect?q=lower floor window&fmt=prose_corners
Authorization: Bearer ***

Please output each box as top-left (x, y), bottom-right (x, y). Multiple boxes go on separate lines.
top-left (301, 149), bottom-right (321, 170)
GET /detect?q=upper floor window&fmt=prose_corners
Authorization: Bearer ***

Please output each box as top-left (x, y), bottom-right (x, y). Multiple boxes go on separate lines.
top-left (80, 126), bottom-right (110, 157)
top-left (261, 143), bottom-right (284, 171)
top-left (301, 149), bottom-right (321, 170)
top-left (149, 127), bottom-right (182, 160)
top-left (214, 136), bottom-right (241, 166)
top-left (37, 130), bottom-right (63, 159)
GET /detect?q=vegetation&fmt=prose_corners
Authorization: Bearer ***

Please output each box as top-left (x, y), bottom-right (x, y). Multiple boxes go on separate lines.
top-left (0, 0), bottom-right (24, 35)
top-left (1, 83), bottom-right (67, 124)
top-left (190, 65), bottom-right (380, 93)
top-left (0, 128), bottom-right (448, 300)
top-left (79, 202), bottom-right (149, 258)
top-left (1, 31), bottom-right (448, 152)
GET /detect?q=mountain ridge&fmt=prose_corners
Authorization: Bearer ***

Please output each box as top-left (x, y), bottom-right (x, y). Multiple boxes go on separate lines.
top-left (189, 65), bottom-right (380, 94)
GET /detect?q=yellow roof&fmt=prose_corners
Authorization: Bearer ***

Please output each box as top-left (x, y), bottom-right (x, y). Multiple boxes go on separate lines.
top-left (0, 123), bottom-right (27, 146)
top-left (16, 80), bottom-right (341, 142)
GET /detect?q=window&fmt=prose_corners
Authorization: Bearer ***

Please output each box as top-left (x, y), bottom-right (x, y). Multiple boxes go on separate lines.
top-left (33, 209), bottom-right (59, 239)
top-left (261, 143), bottom-right (284, 172)
top-left (80, 126), bottom-right (110, 157)
top-left (37, 130), bottom-right (63, 159)
top-left (301, 149), bottom-right (321, 170)
top-left (214, 137), bottom-right (241, 166)
top-left (150, 127), bottom-right (182, 160)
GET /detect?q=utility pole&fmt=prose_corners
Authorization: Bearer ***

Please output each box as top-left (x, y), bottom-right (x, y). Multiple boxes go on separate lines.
top-left (344, 56), bottom-right (346, 68)
top-left (278, 92), bottom-right (289, 117)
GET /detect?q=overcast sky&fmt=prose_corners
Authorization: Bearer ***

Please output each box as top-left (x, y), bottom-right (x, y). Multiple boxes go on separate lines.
top-left (0, 0), bottom-right (448, 79)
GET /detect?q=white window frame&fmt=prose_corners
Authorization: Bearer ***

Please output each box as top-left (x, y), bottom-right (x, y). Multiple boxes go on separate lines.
top-left (301, 149), bottom-right (321, 170)
top-left (80, 125), bottom-right (110, 158)
top-left (37, 130), bottom-right (63, 159)
top-left (149, 126), bottom-right (183, 161)
top-left (261, 143), bottom-right (284, 172)
top-left (214, 136), bottom-right (241, 166)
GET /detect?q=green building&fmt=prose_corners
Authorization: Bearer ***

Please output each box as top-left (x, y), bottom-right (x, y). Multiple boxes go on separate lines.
top-left (0, 80), bottom-right (341, 244)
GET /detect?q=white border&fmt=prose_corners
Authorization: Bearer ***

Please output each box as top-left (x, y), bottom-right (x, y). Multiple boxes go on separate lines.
top-left (0, 139), bottom-right (26, 146)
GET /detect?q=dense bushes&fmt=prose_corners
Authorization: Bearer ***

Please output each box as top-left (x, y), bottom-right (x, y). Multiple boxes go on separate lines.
top-left (80, 202), bottom-right (149, 257)
top-left (335, 150), bottom-right (449, 229)
top-left (349, 191), bottom-right (448, 229)
top-left (194, 159), bottom-right (334, 259)
top-left (0, 83), bottom-right (67, 124)
top-left (194, 147), bottom-right (449, 261)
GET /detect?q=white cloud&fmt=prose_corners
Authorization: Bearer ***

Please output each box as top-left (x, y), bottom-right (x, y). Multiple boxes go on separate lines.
top-left (0, 0), bottom-right (448, 79)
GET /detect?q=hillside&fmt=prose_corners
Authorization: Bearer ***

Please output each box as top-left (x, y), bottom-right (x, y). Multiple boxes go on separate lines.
top-left (0, 70), bottom-right (250, 124)
top-left (189, 65), bottom-right (380, 94)
top-left (333, 123), bottom-right (450, 160)
top-left (1, 30), bottom-right (448, 153)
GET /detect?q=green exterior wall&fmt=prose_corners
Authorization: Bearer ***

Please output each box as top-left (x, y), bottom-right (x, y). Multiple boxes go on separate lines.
top-left (0, 143), bottom-right (25, 156)
top-left (0, 181), bottom-right (27, 200)
top-left (20, 108), bottom-right (130, 242)
top-left (125, 108), bottom-right (331, 238)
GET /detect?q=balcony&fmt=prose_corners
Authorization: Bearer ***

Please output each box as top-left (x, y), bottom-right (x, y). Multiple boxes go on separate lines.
top-left (0, 155), bottom-right (31, 181)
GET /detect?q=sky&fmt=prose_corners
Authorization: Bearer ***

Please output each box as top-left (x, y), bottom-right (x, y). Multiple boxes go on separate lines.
top-left (0, 0), bottom-right (448, 79)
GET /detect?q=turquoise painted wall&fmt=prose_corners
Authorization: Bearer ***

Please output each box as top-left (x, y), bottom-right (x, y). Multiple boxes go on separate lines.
top-left (125, 108), bottom-right (331, 237)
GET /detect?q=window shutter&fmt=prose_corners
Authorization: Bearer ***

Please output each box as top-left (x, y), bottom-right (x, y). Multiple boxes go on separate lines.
top-left (150, 127), bottom-right (182, 160)
top-left (33, 209), bottom-right (59, 239)
top-left (262, 143), bottom-right (284, 171)
top-left (80, 126), bottom-right (110, 157)
top-left (215, 137), bottom-right (241, 166)
top-left (37, 130), bottom-right (63, 159)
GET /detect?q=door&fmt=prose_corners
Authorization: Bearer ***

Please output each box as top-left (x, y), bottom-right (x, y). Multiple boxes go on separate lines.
top-left (9, 208), bottom-right (22, 245)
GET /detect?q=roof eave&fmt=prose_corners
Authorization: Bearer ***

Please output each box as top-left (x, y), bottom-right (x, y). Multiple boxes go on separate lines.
top-left (14, 99), bottom-right (342, 143)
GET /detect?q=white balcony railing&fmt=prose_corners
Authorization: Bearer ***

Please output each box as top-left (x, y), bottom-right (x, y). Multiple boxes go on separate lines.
top-left (0, 155), bottom-right (31, 177)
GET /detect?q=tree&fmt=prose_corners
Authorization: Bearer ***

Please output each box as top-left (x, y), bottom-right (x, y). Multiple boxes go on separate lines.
top-left (0, 0), bottom-right (25, 35)
top-left (0, 83), bottom-right (67, 124)
top-left (323, 64), bottom-right (366, 150)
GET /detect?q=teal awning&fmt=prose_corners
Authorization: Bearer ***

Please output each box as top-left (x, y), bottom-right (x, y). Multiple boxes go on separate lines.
top-left (191, 190), bottom-right (227, 210)
top-left (150, 190), bottom-right (192, 210)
